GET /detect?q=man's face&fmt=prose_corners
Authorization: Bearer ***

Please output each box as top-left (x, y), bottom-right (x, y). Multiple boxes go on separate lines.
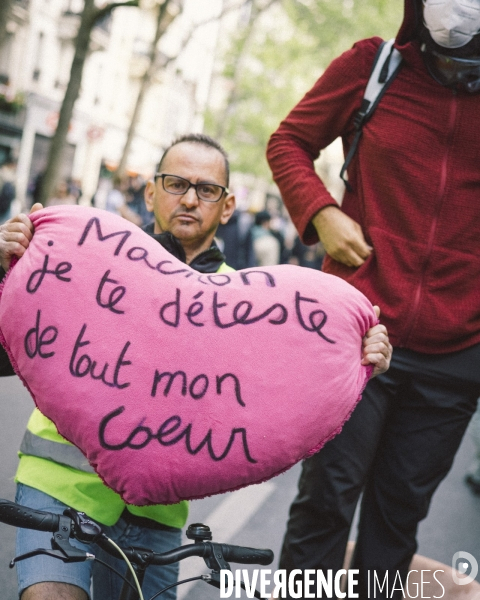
top-left (144, 143), bottom-right (235, 254)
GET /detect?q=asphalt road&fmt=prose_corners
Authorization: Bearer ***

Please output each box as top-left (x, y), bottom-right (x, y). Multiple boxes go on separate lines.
top-left (0, 375), bottom-right (34, 600)
top-left (1, 375), bottom-right (480, 599)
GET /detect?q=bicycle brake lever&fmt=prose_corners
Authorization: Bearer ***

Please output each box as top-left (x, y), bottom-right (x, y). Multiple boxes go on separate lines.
top-left (203, 571), bottom-right (221, 589)
top-left (10, 514), bottom-right (95, 567)
top-left (10, 547), bottom-right (95, 568)
top-left (51, 515), bottom-right (90, 560)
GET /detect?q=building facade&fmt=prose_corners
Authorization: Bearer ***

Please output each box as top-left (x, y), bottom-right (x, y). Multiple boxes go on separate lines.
top-left (0, 0), bottom-right (223, 206)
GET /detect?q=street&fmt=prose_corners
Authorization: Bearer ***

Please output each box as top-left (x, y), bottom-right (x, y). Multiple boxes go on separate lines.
top-left (1, 375), bottom-right (479, 599)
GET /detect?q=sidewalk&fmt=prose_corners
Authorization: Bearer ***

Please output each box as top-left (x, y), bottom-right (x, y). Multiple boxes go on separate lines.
top-left (417, 425), bottom-right (480, 570)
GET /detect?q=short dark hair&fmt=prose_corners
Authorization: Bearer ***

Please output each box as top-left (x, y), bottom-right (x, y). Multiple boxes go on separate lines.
top-left (255, 210), bottom-right (272, 226)
top-left (157, 134), bottom-right (230, 187)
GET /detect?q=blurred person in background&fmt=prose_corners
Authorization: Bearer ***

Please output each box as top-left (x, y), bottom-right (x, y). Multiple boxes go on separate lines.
top-left (289, 235), bottom-right (325, 270)
top-left (46, 180), bottom-right (77, 207)
top-left (104, 175), bottom-right (147, 226)
top-left (251, 209), bottom-right (281, 266)
top-left (28, 172), bottom-right (43, 209)
top-left (128, 174), bottom-right (153, 227)
top-left (120, 186), bottom-right (143, 226)
top-left (104, 175), bottom-right (126, 215)
top-left (215, 209), bottom-right (256, 270)
top-left (67, 178), bottom-right (83, 204)
top-left (0, 159), bottom-right (17, 224)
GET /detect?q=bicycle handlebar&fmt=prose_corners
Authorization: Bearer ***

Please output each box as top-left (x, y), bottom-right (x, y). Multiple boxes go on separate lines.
top-left (0, 498), bottom-right (274, 567)
top-left (219, 543), bottom-right (273, 566)
top-left (0, 499), bottom-right (60, 533)
top-left (95, 539), bottom-right (273, 566)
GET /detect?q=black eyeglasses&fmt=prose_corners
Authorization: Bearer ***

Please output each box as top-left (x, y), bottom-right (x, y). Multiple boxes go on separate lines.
top-left (154, 173), bottom-right (229, 203)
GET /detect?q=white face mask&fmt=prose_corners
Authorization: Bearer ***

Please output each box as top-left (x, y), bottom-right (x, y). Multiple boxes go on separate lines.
top-left (423, 0), bottom-right (480, 48)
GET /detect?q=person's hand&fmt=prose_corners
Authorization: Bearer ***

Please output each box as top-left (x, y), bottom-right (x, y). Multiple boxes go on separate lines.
top-left (312, 205), bottom-right (373, 267)
top-left (0, 203), bottom-right (43, 271)
top-left (361, 305), bottom-right (392, 377)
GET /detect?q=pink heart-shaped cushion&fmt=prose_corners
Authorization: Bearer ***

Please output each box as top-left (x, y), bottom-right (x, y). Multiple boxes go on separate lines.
top-left (0, 206), bottom-right (376, 505)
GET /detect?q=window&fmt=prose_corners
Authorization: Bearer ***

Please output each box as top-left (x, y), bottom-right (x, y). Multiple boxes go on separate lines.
top-left (32, 32), bottom-right (44, 82)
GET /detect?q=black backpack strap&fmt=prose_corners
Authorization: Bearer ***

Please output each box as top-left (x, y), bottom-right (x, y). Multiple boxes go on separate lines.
top-left (340, 39), bottom-right (403, 192)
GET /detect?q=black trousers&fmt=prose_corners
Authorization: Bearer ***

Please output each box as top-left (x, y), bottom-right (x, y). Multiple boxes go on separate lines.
top-left (279, 345), bottom-right (480, 599)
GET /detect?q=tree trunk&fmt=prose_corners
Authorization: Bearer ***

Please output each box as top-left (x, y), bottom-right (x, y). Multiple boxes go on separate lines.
top-left (0, 0), bottom-right (14, 49)
top-left (38, 0), bottom-right (96, 206)
top-left (214, 24), bottom-right (254, 142)
top-left (215, 0), bottom-right (279, 142)
top-left (38, 0), bottom-right (138, 205)
top-left (116, 0), bottom-right (178, 177)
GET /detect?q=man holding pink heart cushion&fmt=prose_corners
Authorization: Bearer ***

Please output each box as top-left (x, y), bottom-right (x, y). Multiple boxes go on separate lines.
top-left (0, 134), bottom-right (391, 600)
top-left (0, 134), bottom-right (236, 600)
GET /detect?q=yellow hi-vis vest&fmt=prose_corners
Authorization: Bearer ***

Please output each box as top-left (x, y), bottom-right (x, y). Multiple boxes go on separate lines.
top-left (16, 261), bottom-right (234, 527)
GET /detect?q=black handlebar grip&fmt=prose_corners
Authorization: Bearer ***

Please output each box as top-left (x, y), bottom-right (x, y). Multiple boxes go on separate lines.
top-left (221, 544), bottom-right (274, 566)
top-left (0, 499), bottom-right (60, 532)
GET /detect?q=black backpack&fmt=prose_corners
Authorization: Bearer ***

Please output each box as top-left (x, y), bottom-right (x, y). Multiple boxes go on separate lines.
top-left (340, 39), bottom-right (403, 192)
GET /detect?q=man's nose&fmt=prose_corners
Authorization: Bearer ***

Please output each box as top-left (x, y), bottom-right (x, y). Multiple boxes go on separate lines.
top-left (181, 186), bottom-right (199, 208)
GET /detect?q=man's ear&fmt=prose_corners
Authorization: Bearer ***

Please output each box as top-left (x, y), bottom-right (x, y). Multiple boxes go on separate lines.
top-left (144, 180), bottom-right (156, 213)
top-left (220, 192), bottom-right (236, 225)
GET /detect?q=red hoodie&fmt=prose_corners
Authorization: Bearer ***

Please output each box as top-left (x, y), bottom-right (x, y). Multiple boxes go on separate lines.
top-left (266, 0), bottom-right (480, 354)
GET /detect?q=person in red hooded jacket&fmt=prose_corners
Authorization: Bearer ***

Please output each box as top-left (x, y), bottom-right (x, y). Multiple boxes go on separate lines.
top-left (267, 0), bottom-right (480, 597)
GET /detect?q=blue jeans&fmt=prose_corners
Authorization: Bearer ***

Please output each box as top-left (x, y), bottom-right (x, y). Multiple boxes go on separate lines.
top-left (15, 484), bottom-right (181, 600)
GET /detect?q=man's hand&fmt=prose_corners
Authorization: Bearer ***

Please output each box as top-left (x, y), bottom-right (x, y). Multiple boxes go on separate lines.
top-left (312, 205), bottom-right (373, 268)
top-left (0, 203), bottom-right (43, 271)
top-left (361, 306), bottom-right (392, 377)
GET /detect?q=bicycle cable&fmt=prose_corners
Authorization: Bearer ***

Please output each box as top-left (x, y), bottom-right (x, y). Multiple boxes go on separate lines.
top-left (92, 557), bottom-right (138, 594)
top-left (147, 575), bottom-right (207, 600)
top-left (105, 536), bottom-right (145, 600)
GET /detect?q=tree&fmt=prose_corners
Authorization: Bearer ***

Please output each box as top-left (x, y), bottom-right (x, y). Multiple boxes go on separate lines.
top-left (115, 0), bottom-right (182, 177)
top-left (213, 0), bottom-right (281, 142)
top-left (115, 0), bottom-right (245, 177)
top-left (0, 0), bottom-right (14, 49)
top-left (205, 0), bottom-right (403, 179)
top-left (38, 0), bottom-right (138, 206)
